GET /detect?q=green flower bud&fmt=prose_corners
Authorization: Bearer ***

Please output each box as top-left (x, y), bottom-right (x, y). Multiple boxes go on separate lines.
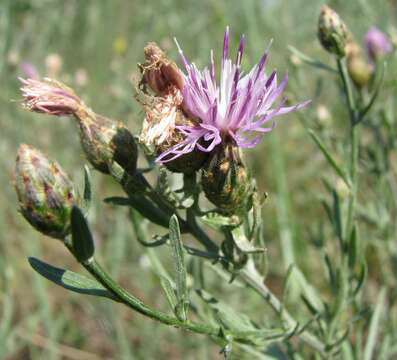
top-left (318, 5), bottom-right (348, 58)
top-left (202, 143), bottom-right (252, 215)
top-left (75, 108), bottom-right (138, 175)
top-left (14, 144), bottom-right (79, 239)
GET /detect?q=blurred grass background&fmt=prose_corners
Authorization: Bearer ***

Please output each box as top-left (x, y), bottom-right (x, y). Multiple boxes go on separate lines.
top-left (1, 0), bottom-right (396, 358)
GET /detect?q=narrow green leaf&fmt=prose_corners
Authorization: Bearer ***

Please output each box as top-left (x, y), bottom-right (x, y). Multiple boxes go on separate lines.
top-left (288, 46), bottom-right (337, 73)
top-left (200, 212), bottom-right (240, 230)
top-left (28, 257), bottom-right (116, 300)
top-left (129, 210), bottom-right (168, 247)
top-left (348, 225), bottom-right (358, 269)
top-left (308, 129), bottom-right (351, 188)
top-left (71, 206), bottom-right (95, 263)
top-left (196, 289), bottom-right (256, 332)
top-left (353, 261), bottom-right (367, 296)
top-left (83, 165), bottom-right (92, 208)
top-left (169, 215), bottom-right (188, 321)
top-left (364, 288), bottom-right (387, 360)
top-left (159, 275), bottom-right (178, 314)
top-left (231, 226), bottom-right (265, 254)
top-left (104, 196), bottom-right (131, 206)
top-left (332, 190), bottom-right (344, 249)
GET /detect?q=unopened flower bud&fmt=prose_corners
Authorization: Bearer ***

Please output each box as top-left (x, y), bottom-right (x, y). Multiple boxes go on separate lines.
top-left (365, 26), bottom-right (393, 62)
top-left (318, 5), bottom-right (348, 58)
top-left (140, 42), bottom-right (185, 96)
top-left (20, 78), bottom-right (138, 175)
top-left (347, 55), bottom-right (373, 88)
top-left (14, 144), bottom-right (79, 239)
top-left (202, 143), bottom-right (252, 215)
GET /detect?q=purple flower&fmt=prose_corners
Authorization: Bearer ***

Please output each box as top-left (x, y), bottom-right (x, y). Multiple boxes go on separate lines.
top-left (157, 27), bottom-right (310, 162)
top-left (365, 26), bottom-right (392, 62)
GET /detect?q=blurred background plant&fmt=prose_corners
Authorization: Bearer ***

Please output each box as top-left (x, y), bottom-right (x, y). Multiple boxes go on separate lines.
top-left (1, 0), bottom-right (397, 359)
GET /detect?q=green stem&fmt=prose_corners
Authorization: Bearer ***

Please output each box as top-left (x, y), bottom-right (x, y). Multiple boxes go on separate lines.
top-left (240, 261), bottom-right (326, 354)
top-left (82, 258), bottom-right (220, 337)
top-left (336, 58), bottom-right (360, 241)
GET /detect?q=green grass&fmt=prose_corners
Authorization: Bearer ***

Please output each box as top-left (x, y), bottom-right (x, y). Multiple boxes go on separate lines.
top-left (1, 0), bottom-right (397, 358)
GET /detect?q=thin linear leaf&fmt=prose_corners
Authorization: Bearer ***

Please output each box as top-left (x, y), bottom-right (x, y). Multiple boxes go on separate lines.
top-left (71, 206), bottom-right (95, 263)
top-left (231, 226), bottom-right (265, 254)
top-left (288, 46), bottom-right (337, 73)
top-left (105, 194), bottom-right (169, 228)
top-left (332, 190), bottom-right (344, 249)
top-left (169, 215), bottom-right (188, 321)
top-left (28, 257), bottom-right (116, 300)
top-left (83, 165), bottom-right (92, 209)
top-left (196, 289), bottom-right (257, 332)
top-left (364, 288), bottom-right (387, 360)
top-left (200, 212), bottom-right (240, 230)
top-left (308, 129), bottom-right (351, 188)
top-left (348, 225), bottom-right (358, 269)
top-left (159, 275), bottom-right (178, 314)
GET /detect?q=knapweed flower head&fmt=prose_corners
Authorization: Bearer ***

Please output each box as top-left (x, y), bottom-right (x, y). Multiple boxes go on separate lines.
top-left (157, 27), bottom-right (310, 162)
top-left (365, 26), bottom-right (392, 62)
top-left (20, 77), bottom-right (83, 116)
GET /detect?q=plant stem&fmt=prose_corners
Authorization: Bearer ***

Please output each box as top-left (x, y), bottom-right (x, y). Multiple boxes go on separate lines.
top-left (82, 258), bottom-right (220, 337)
top-left (336, 57), bottom-right (360, 241)
top-left (240, 260), bottom-right (327, 354)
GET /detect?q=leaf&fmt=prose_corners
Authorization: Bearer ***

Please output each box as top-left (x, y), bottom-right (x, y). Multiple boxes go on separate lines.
top-left (71, 206), bottom-right (95, 263)
top-left (159, 275), bottom-right (178, 314)
top-left (196, 289), bottom-right (256, 332)
top-left (231, 226), bottom-right (265, 254)
top-left (332, 190), bottom-right (344, 249)
top-left (363, 288), bottom-right (387, 360)
top-left (308, 129), bottom-right (351, 189)
top-left (105, 195), bottom-right (170, 228)
top-left (200, 212), bottom-right (240, 230)
top-left (169, 215), bottom-right (188, 321)
top-left (28, 257), bottom-right (116, 300)
top-left (83, 165), bottom-right (92, 209)
top-left (288, 46), bottom-right (337, 73)
top-left (104, 196), bottom-right (131, 206)
top-left (129, 210), bottom-right (169, 247)
top-left (348, 225), bottom-right (358, 269)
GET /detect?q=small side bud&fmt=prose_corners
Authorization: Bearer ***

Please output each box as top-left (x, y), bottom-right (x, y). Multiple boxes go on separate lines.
top-left (202, 143), bottom-right (252, 215)
top-left (347, 56), bottom-right (373, 88)
top-left (365, 26), bottom-right (393, 62)
top-left (318, 5), bottom-right (348, 58)
top-left (140, 42), bottom-right (185, 96)
top-left (346, 39), bottom-right (373, 88)
top-left (14, 144), bottom-right (79, 239)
